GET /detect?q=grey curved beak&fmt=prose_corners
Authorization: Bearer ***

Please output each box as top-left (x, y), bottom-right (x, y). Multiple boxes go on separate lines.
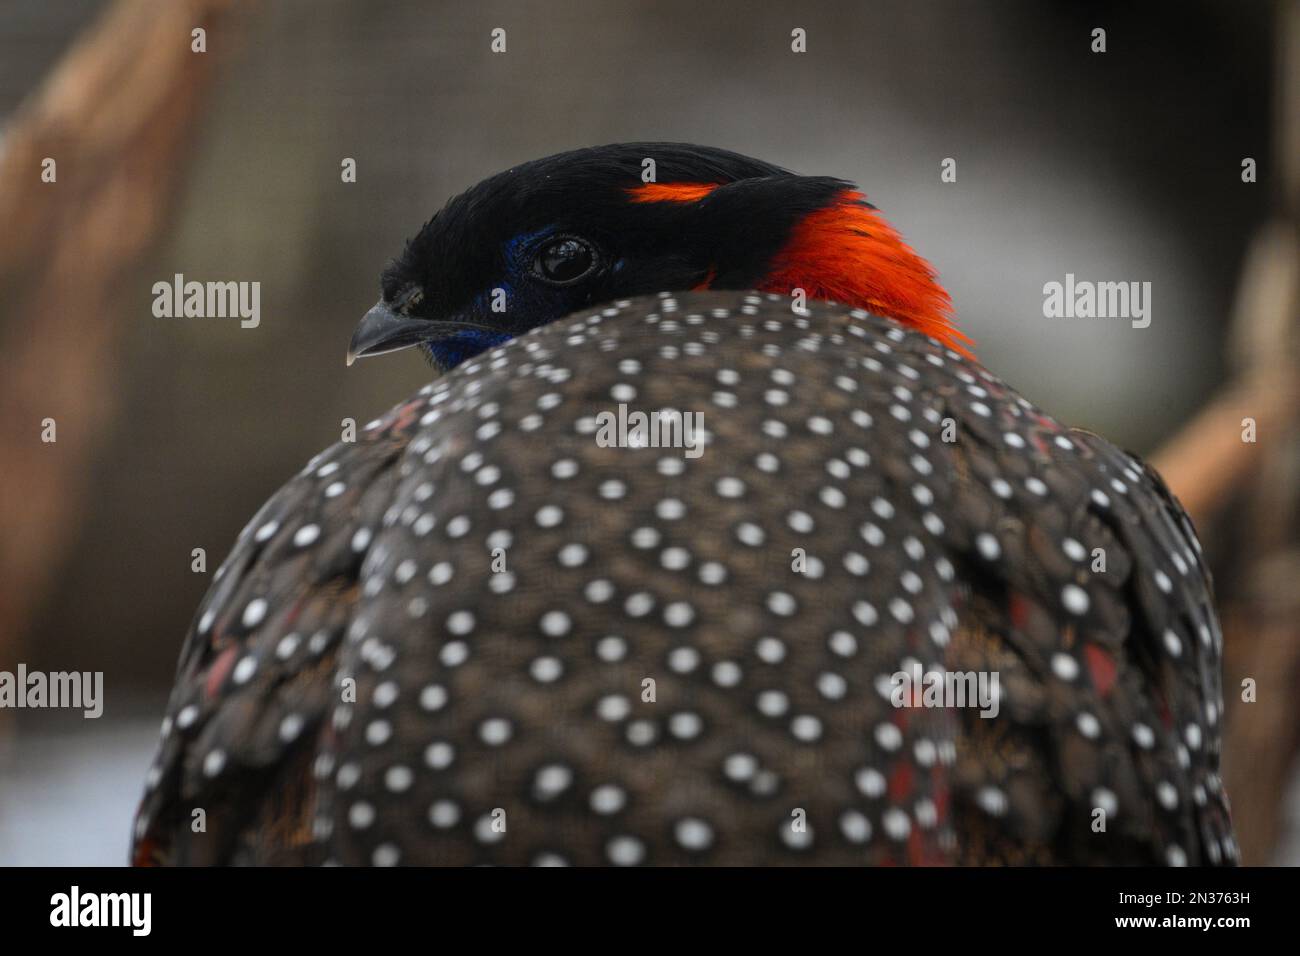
top-left (347, 301), bottom-right (439, 366)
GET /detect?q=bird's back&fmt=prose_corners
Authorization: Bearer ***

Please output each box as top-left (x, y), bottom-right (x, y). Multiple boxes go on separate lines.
top-left (133, 291), bottom-right (1234, 866)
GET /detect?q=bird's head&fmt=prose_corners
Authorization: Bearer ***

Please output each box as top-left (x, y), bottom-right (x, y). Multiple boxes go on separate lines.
top-left (348, 143), bottom-right (969, 370)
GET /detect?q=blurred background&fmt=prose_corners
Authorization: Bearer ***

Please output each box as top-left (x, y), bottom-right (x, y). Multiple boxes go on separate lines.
top-left (1, 0), bottom-right (1296, 864)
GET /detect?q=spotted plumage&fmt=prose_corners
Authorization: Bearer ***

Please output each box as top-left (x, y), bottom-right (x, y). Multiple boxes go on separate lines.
top-left (133, 146), bottom-right (1233, 866)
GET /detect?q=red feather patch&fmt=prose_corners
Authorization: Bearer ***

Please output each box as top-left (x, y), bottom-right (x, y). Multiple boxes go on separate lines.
top-left (759, 189), bottom-right (972, 357)
top-left (628, 182), bottom-right (972, 357)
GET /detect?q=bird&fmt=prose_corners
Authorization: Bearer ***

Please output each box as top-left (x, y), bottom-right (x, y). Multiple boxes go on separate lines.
top-left (132, 143), bottom-right (1235, 866)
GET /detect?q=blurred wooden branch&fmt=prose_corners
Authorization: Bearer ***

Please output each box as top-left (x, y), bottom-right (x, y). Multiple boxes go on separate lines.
top-left (0, 0), bottom-right (242, 664)
top-left (1150, 225), bottom-right (1299, 530)
top-left (1151, 0), bottom-right (1300, 865)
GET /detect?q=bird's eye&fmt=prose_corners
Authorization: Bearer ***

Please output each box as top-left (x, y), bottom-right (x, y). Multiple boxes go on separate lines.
top-left (534, 236), bottom-right (598, 285)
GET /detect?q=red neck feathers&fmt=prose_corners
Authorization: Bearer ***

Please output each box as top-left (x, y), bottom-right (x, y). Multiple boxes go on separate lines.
top-left (758, 189), bottom-right (970, 357)
top-left (628, 182), bottom-right (971, 358)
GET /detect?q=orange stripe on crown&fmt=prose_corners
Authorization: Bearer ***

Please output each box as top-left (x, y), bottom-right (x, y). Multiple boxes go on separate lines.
top-left (627, 182), bottom-right (721, 203)
top-left (758, 189), bottom-right (973, 358)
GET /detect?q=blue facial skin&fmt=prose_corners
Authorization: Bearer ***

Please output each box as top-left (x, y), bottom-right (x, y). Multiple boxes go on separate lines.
top-left (423, 329), bottom-right (514, 369)
top-left (424, 225), bottom-right (598, 370)
top-left (504, 226), bottom-right (555, 264)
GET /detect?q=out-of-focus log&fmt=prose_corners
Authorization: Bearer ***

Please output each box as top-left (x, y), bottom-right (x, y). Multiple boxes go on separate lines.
top-left (1150, 222), bottom-right (1299, 531)
top-left (1154, 0), bottom-right (1300, 865)
top-left (0, 0), bottom-right (242, 663)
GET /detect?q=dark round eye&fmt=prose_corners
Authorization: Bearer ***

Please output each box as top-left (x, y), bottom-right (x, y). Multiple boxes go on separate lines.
top-left (535, 236), bottom-right (597, 285)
